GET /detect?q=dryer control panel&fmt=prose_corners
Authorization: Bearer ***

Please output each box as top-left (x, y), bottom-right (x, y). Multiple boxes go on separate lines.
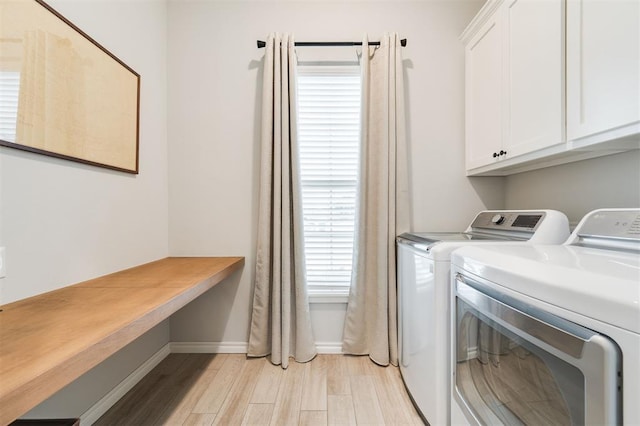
top-left (470, 211), bottom-right (545, 232)
top-left (576, 209), bottom-right (640, 240)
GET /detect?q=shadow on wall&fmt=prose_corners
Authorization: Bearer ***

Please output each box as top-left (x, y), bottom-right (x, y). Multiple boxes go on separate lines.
top-left (468, 176), bottom-right (506, 210)
top-left (170, 268), bottom-right (245, 343)
top-left (403, 58), bottom-right (415, 228)
top-left (504, 151), bottom-right (640, 224)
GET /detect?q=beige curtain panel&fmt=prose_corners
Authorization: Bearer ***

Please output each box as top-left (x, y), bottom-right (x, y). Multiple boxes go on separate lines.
top-left (342, 33), bottom-right (410, 366)
top-left (248, 33), bottom-right (317, 369)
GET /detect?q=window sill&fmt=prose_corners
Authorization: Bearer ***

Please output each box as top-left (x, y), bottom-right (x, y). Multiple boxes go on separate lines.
top-left (308, 290), bottom-right (350, 304)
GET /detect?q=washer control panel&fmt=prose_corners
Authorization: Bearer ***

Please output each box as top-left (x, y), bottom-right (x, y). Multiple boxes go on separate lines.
top-left (470, 211), bottom-right (545, 232)
top-left (577, 209), bottom-right (640, 240)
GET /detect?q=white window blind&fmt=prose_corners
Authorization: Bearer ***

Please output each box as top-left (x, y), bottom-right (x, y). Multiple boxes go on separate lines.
top-left (297, 65), bottom-right (361, 296)
top-left (0, 71), bottom-right (19, 142)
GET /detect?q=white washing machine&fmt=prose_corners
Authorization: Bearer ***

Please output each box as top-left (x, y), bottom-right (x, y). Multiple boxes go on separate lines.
top-left (397, 210), bottom-right (570, 425)
top-left (450, 208), bottom-right (640, 425)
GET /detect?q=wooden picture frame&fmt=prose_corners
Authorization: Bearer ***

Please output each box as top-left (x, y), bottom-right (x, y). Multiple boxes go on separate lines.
top-left (0, 0), bottom-right (140, 174)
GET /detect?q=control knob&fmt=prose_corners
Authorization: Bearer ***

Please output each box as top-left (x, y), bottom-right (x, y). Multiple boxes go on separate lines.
top-left (491, 214), bottom-right (505, 225)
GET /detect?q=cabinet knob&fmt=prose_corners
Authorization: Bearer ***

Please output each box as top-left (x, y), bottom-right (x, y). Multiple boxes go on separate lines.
top-left (493, 152), bottom-right (499, 158)
top-left (499, 150), bottom-right (506, 156)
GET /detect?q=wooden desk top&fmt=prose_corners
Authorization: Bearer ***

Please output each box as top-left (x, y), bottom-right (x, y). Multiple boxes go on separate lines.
top-left (0, 257), bottom-right (244, 425)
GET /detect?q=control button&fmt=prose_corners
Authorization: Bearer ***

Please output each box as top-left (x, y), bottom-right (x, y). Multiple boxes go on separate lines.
top-left (491, 214), bottom-right (505, 225)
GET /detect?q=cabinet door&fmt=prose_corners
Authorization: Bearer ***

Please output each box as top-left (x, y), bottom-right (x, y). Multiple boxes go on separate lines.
top-left (505, 0), bottom-right (564, 157)
top-left (465, 12), bottom-right (503, 170)
top-left (567, 0), bottom-right (640, 141)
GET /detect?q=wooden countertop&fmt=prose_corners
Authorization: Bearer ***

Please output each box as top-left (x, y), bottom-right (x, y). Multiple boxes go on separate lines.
top-left (0, 256), bottom-right (244, 425)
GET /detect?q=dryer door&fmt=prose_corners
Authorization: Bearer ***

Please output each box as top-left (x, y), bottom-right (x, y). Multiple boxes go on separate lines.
top-left (453, 274), bottom-right (621, 425)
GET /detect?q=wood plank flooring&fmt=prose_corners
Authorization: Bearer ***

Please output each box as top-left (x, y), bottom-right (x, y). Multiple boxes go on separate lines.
top-left (458, 350), bottom-right (570, 425)
top-left (95, 354), bottom-right (425, 426)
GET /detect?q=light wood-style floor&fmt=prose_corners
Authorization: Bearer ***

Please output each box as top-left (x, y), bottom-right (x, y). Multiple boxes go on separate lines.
top-left (95, 353), bottom-right (425, 426)
top-left (458, 349), bottom-right (570, 425)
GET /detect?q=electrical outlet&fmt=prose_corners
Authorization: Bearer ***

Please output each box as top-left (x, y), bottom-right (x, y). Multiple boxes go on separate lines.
top-left (0, 247), bottom-right (5, 279)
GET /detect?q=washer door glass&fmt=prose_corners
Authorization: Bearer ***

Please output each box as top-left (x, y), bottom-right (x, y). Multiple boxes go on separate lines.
top-left (454, 276), bottom-right (621, 425)
top-left (456, 297), bottom-right (582, 424)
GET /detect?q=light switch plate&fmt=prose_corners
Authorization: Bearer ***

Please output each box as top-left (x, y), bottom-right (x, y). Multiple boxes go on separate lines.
top-left (0, 247), bottom-right (5, 278)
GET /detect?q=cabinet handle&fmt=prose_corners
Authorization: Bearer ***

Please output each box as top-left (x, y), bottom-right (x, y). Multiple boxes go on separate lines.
top-left (499, 150), bottom-right (506, 156)
top-left (493, 152), bottom-right (499, 158)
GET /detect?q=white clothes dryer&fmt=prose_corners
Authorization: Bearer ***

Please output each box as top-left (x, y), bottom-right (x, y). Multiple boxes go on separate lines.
top-left (451, 208), bottom-right (640, 425)
top-left (397, 210), bottom-right (570, 425)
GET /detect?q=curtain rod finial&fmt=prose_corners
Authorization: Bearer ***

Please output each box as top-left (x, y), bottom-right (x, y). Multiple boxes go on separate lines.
top-left (257, 40), bottom-right (266, 48)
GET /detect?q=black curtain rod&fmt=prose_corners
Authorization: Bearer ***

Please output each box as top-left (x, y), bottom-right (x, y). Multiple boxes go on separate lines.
top-left (256, 39), bottom-right (407, 48)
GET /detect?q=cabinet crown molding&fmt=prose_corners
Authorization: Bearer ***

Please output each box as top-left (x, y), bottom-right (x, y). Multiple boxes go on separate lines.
top-left (460, 0), bottom-right (504, 44)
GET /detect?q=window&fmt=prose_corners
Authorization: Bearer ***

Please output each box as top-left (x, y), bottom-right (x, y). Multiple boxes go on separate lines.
top-left (297, 65), bottom-right (361, 300)
top-left (0, 71), bottom-right (19, 142)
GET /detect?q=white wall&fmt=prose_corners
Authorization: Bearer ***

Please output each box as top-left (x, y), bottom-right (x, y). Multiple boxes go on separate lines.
top-left (0, 0), bottom-right (170, 419)
top-left (505, 151), bottom-right (640, 225)
top-left (1, 0), bottom-right (637, 419)
top-left (167, 0), bottom-right (501, 347)
top-left (0, 0), bottom-right (169, 304)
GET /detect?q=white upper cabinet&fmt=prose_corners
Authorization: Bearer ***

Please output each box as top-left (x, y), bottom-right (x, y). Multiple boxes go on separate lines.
top-left (504, 0), bottom-right (564, 157)
top-left (462, 0), bottom-right (564, 172)
top-left (464, 7), bottom-right (503, 170)
top-left (461, 0), bottom-right (639, 176)
top-left (566, 0), bottom-right (640, 143)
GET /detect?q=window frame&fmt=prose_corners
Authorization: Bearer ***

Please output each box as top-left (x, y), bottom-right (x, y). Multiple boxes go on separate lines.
top-left (296, 63), bottom-right (361, 303)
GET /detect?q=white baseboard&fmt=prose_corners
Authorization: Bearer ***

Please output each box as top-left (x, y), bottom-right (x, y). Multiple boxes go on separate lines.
top-left (315, 341), bottom-right (344, 354)
top-left (170, 341), bottom-right (249, 353)
top-left (171, 341), bottom-right (343, 354)
top-left (80, 343), bottom-right (171, 425)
